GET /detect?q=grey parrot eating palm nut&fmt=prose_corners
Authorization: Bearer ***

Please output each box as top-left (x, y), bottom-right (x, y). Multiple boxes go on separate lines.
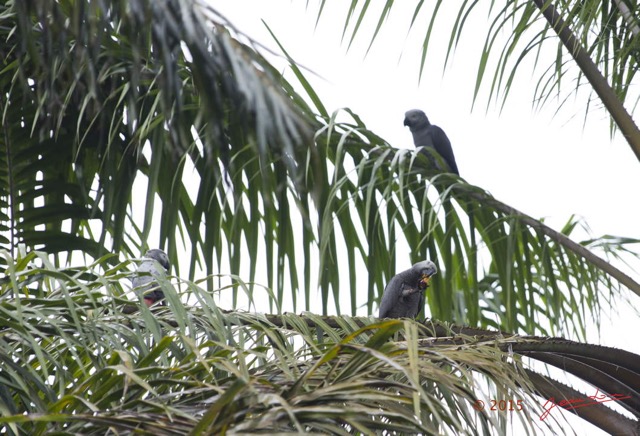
top-left (378, 260), bottom-right (437, 319)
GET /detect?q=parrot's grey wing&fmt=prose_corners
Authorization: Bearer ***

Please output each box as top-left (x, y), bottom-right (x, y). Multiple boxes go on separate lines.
top-left (379, 276), bottom-right (420, 318)
top-left (430, 125), bottom-right (459, 175)
top-left (379, 275), bottom-right (403, 318)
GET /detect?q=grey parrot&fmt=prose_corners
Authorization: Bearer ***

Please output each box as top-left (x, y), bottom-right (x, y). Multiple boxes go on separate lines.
top-left (404, 109), bottom-right (459, 175)
top-left (132, 249), bottom-right (170, 306)
top-left (378, 260), bottom-right (437, 319)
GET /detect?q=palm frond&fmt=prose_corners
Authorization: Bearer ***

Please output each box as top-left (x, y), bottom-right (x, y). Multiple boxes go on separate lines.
top-left (0, 0), bottom-right (317, 262)
top-left (2, 252), bottom-right (638, 435)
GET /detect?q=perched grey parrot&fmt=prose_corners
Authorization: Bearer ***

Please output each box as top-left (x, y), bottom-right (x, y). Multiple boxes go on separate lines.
top-left (404, 109), bottom-right (459, 175)
top-left (132, 249), bottom-right (170, 306)
top-left (378, 260), bottom-right (437, 319)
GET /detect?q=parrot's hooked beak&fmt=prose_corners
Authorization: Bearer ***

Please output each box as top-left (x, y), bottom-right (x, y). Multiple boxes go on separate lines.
top-left (419, 274), bottom-right (432, 289)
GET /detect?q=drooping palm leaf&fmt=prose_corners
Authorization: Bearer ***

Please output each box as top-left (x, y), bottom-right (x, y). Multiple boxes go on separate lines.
top-left (2, 251), bottom-right (638, 435)
top-left (0, 0), bottom-right (317, 265)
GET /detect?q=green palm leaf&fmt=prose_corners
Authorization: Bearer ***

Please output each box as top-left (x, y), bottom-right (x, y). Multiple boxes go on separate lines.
top-left (1, 252), bottom-right (637, 435)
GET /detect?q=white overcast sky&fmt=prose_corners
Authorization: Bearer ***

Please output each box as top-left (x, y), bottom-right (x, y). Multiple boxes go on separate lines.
top-left (213, 2), bottom-right (639, 433)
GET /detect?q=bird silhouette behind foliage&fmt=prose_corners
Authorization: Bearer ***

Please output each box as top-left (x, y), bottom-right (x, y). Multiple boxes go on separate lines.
top-left (132, 249), bottom-right (170, 306)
